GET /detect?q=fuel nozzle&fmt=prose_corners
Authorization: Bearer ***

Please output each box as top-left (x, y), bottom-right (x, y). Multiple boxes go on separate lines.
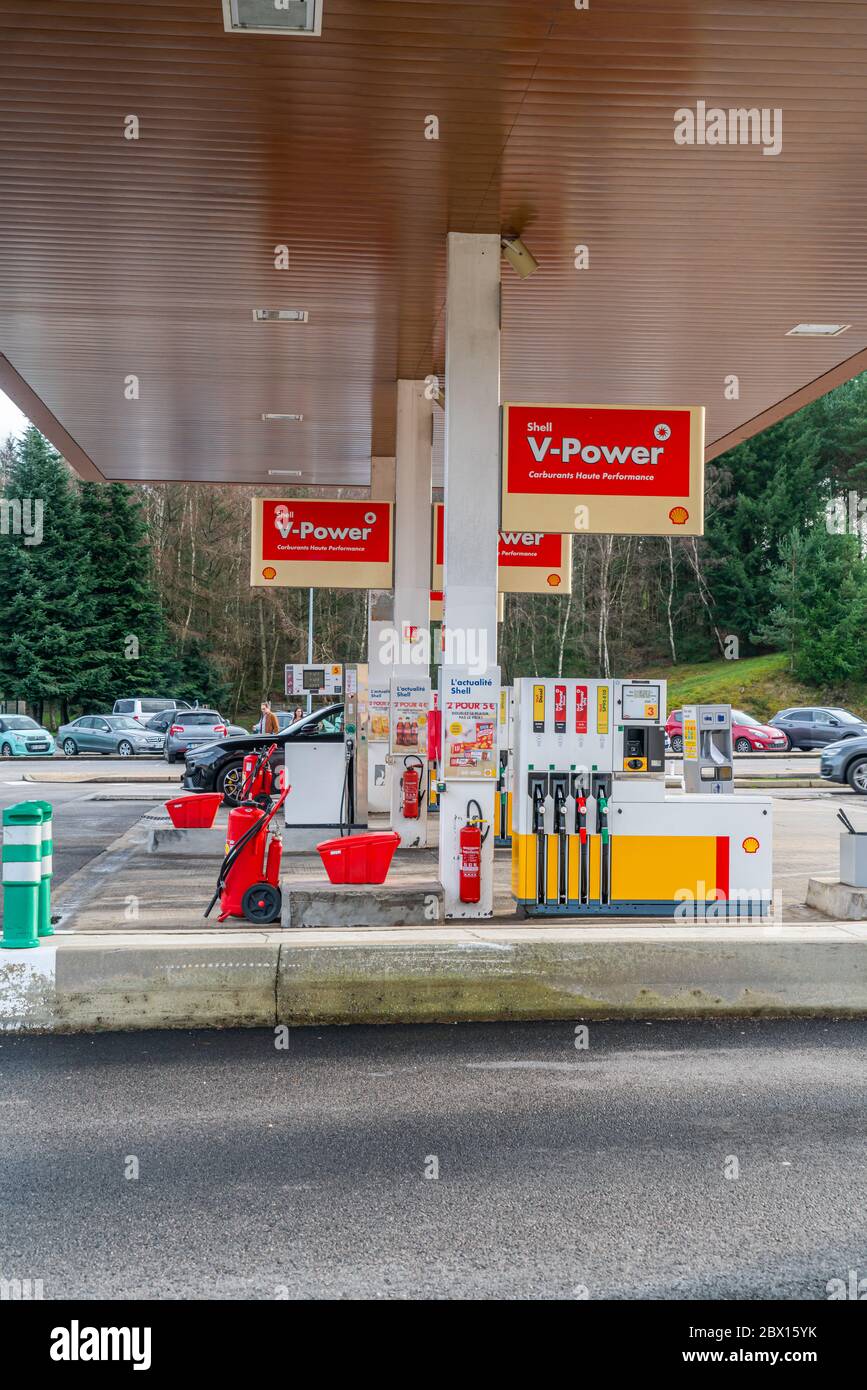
top-left (553, 780), bottom-right (567, 834)
top-left (532, 781), bottom-right (546, 833)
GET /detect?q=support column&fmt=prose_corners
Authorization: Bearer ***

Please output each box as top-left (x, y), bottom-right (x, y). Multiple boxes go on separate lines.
top-left (387, 381), bottom-right (433, 844)
top-left (367, 456), bottom-right (395, 813)
top-left (438, 232), bottom-right (501, 917)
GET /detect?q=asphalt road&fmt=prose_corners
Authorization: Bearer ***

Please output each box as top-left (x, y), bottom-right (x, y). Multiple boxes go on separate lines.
top-left (2, 1021), bottom-right (866, 1300)
top-left (0, 763), bottom-right (175, 923)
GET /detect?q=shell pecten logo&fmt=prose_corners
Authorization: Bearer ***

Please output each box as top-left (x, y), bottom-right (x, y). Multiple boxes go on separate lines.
top-left (546, 573), bottom-right (561, 587)
top-left (742, 836), bottom-right (760, 854)
top-left (669, 506), bottom-right (689, 526)
top-left (262, 566), bottom-right (277, 580)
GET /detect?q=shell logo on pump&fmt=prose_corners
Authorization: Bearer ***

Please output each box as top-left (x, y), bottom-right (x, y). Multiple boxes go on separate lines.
top-left (742, 836), bottom-right (760, 854)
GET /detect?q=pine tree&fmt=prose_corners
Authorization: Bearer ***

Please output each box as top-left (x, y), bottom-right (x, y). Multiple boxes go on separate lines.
top-left (77, 481), bottom-right (179, 704)
top-left (0, 427), bottom-right (103, 721)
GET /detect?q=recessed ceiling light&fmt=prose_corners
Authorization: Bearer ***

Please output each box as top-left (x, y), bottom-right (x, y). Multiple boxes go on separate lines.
top-left (252, 309), bottom-right (308, 323)
top-left (223, 0), bottom-right (323, 37)
top-left (262, 413), bottom-right (304, 421)
top-left (268, 469), bottom-right (303, 476)
top-left (786, 323), bottom-right (850, 338)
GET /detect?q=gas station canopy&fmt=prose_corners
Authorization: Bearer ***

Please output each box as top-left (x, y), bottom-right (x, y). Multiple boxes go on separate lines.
top-left (2, 0), bottom-right (867, 486)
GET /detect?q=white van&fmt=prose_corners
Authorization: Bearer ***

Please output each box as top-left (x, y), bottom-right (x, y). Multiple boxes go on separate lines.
top-left (112, 697), bottom-right (191, 724)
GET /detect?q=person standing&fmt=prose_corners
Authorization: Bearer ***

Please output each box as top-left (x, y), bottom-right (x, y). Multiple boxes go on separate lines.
top-left (260, 701), bottom-right (280, 736)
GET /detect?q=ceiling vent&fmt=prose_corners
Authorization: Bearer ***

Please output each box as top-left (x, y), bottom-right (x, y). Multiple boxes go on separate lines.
top-left (222, 1), bottom-right (323, 37)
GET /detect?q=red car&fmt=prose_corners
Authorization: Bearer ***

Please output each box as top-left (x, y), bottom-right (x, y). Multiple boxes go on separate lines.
top-left (666, 709), bottom-right (789, 754)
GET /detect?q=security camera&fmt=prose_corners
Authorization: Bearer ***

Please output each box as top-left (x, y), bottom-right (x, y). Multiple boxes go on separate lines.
top-left (500, 235), bottom-right (540, 279)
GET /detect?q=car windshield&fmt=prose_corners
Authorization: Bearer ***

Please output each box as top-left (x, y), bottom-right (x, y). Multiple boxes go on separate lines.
top-left (732, 711), bottom-right (759, 725)
top-left (828, 709), bottom-right (861, 723)
top-left (2, 716), bottom-right (40, 730)
top-left (108, 716), bottom-right (146, 729)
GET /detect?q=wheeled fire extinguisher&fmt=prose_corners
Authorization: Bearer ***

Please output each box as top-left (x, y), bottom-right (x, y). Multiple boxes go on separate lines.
top-left (459, 798), bottom-right (489, 904)
top-left (204, 744), bottom-right (290, 924)
top-left (400, 754), bottom-right (425, 821)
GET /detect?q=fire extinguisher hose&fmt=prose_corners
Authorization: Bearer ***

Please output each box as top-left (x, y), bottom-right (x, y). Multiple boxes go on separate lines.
top-left (466, 798), bottom-right (489, 843)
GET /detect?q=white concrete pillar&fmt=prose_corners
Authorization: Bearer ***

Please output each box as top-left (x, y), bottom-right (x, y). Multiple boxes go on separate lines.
top-left (387, 381), bottom-right (433, 844)
top-left (438, 232), bottom-right (501, 917)
top-left (367, 456), bottom-right (395, 813)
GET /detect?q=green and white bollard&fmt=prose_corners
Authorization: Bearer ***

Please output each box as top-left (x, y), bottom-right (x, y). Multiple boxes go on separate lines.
top-left (35, 799), bottom-right (54, 937)
top-left (1, 801), bottom-right (44, 949)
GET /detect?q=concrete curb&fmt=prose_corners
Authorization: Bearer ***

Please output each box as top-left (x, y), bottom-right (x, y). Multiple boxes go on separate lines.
top-left (2, 924), bottom-right (867, 1033)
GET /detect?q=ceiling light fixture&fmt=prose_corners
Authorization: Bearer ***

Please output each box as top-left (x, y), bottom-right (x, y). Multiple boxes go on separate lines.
top-left (261, 413), bottom-right (304, 421)
top-left (786, 323), bottom-right (850, 337)
top-left (501, 234), bottom-right (540, 279)
top-left (253, 308), bottom-right (308, 323)
top-left (268, 469), bottom-right (303, 476)
top-left (223, 0), bottom-right (323, 38)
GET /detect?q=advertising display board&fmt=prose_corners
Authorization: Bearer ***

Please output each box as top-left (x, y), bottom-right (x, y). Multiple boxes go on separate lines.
top-left (431, 503), bottom-right (571, 594)
top-left (368, 684), bottom-right (391, 744)
top-left (440, 667), bottom-right (500, 780)
top-left (501, 402), bottom-right (705, 536)
top-left (389, 678), bottom-right (430, 758)
top-left (251, 498), bottom-right (393, 588)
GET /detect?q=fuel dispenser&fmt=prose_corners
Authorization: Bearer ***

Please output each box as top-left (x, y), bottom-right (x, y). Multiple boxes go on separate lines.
top-left (512, 677), bottom-right (772, 917)
top-left (280, 662), bottom-right (368, 848)
top-left (494, 686), bottom-right (515, 846)
top-left (682, 704), bottom-right (734, 794)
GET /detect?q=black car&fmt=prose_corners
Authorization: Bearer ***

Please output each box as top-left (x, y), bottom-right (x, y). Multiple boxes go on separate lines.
top-left (183, 702), bottom-right (344, 803)
top-left (768, 706), bottom-right (867, 751)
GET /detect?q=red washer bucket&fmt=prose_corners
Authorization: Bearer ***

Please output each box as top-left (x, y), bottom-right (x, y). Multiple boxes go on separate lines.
top-left (165, 793), bottom-right (223, 829)
top-left (316, 831), bottom-right (401, 885)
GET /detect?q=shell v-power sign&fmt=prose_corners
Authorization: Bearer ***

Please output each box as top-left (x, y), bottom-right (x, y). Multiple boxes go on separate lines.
top-left (501, 403), bottom-right (705, 536)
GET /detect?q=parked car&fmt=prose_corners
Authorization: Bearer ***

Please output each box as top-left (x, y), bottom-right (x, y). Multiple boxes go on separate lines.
top-left (0, 715), bottom-right (56, 758)
top-left (820, 735), bottom-right (867, 794)
top-left (112, 697), bottom-right (191, 724)
top-left (145, 709), bottom-right (249, 741)
top-left (164, 710), bottom-right (231, 763)
top-left (58, 715), bottom-right (165, 758)
top-left (768, 706), bottom-right (867, 751)
top-left (665, 708), bottom-right (788, 754)
top-left (183, 702), bottom-right (344, 802)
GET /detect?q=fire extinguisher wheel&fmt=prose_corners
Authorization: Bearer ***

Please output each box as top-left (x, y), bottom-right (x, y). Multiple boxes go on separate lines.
top-left (241, 882), bottom-right (283, 924)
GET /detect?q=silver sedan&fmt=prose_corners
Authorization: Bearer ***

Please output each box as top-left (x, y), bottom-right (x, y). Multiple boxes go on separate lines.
top-left (58, 715), bottom-right (166, 758)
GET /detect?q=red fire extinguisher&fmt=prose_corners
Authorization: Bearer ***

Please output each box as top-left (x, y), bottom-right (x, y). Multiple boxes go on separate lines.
top-left (459, 798), bottom-right (489, 903)
top-left (400, 755), bottom-right (425, 820)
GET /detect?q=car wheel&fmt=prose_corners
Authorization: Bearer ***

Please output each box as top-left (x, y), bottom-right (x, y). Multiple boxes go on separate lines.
top-left (1, 742), bottom-right (13, 758)
top-left (670, 734), bottom-right (683, 753)
top-left (62, 739), bottom-right (78, 757)
top-left (117, 740), bottom-right (134, 758)
top-left (218, 761), bottom-right (245, 805)
top-left (847, 757), bottom-right (867, 795)
top-left (734, 738), bottom-right (752, 753)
